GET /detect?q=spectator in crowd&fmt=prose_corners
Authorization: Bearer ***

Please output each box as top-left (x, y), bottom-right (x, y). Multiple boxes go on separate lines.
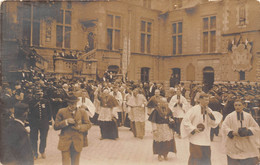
top-left (54, 94), bottom-right (91, 165)
top-left (28, 90), bottom-right (52, 159)
top-left (1, 103), bottom-right (34, 165)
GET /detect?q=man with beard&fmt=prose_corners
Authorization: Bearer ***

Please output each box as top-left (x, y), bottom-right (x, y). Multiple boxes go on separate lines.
top-left (28, 90), bottom-right (52, 159)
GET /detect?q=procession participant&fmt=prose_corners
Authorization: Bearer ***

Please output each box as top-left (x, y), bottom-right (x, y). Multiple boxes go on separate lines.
top-left (127, 88), bottom-right (147, 139)
top-left (167, 88), bottom-right (176, 102)
top-left (208, 91), bottom-right (223, 141)
top-left (90, 85), bottom-right (101, 125)
top-left (222, 99), bottom-right (259, 165)
top-left (194, 85), bottom-right (203, 105)
top-left (147, 89), bottom-right (163, 115)
top-left (110, 85), bottom-right (123, 126)
top-left (97, 89), bottom-right (119, 140)
top-left (168, 87), bottom-right (189, 137)
top-left (180, 93), bottom-right (223, 165)
top-left (54, 94), bottom-right (91, 165)
top-left (1, 103), bottom-right (34, 165)
top-left (156, 83), bottom-right (165, 97)
top-left (75, 88), bottom-right (95, 118)
top-left (28, 90), bottom-right (52, 159)
top-left (123, 88), bottom-right (132, 128)
top-left (148, 82), bottom-right (156, 99)
top-left (148, 98), bottom-right (176, 161)
top-left (180, 82), bottom-right (186, 97)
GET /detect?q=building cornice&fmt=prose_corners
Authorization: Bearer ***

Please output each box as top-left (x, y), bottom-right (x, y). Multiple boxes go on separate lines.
top-left (222, 29), bottom-right (260, 36)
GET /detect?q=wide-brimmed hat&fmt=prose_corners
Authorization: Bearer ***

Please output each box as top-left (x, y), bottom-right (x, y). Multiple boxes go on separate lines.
top-left (65, 94), bottom-right (79, 103)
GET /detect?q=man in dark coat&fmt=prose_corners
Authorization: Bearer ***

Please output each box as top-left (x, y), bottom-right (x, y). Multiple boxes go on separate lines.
top-left (28, 90), bottom-right (52, 159)
top-left (1, 103), bottom-right (34, 165)
top-left (208, 92), bottom-right (223, 141)
top-left (54, 94), bottom-right (91, 165)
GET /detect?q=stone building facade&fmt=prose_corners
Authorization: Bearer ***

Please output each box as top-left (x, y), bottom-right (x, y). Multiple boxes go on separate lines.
top-left (1, 0), bottom-right (260, 84)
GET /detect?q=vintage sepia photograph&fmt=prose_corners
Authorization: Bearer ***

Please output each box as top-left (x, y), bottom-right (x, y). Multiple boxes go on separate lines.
top-left (0, 0), bottom-right (260, 165)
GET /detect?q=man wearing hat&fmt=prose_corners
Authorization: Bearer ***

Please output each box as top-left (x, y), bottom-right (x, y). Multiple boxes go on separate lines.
top-left (28, 89), bottom-right (52, 159)
top-left (1, 103), bottom-right (34, 165)
top-left (54, 94), bottom-right (91, 165)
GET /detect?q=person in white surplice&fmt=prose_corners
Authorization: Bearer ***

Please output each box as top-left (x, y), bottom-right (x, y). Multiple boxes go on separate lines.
top-left (180, 93), bottom-right (222, 165)
top-left (222, 99), bottom-right (260, 165)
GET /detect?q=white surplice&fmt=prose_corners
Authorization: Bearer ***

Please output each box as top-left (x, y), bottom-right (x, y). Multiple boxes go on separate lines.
top-left (222, 111), bottom-right (260, 159)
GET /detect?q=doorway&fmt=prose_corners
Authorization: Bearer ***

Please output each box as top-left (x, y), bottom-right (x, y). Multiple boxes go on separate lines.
top-left (203, 67), bottom-right (214, 93)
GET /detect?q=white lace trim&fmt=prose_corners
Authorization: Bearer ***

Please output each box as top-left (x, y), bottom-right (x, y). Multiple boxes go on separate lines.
top-left (130, 107), bottom-right (146, 122)
top-left (153, 123), bottom-right (174, 142)
top-left (98, 107), bottom-right (118, 121)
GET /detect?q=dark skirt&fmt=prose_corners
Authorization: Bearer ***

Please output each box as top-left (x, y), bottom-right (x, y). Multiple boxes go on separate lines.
top-left (188, 143), bottom-right (211, 165)
top-left (99, 120), bottom-right (118, 139)
top-left (90, 113), bottom-right (99, 125)
top-left (173, 117), bottom-right (183, 135)
top-left (124, 113), bottom-right (131, 128)
top-left (153, 139), bottom-right (176, 155)
top-left (227, 155), bottom-right (259, 165)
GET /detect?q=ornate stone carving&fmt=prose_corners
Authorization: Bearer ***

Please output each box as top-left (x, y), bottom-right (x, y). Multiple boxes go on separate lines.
top-left (228, 38), bottom-right (253, 72)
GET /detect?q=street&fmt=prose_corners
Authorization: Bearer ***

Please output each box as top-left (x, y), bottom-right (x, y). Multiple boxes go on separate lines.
top-left (34, 119), bottom-right (227, 165)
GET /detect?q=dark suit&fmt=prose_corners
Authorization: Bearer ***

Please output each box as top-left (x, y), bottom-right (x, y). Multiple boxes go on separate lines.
top-left (54, 107), bottom-right (91, 165)
top-left (28, 98), bottom-right (52, 158)
top-left (148, 85), bottom-right (156, 99)
top-left (1, 119), bottom-right (34, 165)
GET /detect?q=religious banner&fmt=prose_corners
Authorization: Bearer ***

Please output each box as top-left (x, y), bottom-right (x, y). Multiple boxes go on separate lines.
top-left (229, 39), bottom-right (253, 72)
top-left (122, 36), bottom-right (131, 81)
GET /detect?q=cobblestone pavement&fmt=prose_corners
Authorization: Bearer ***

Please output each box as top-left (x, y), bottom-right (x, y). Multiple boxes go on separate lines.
top-left (34, 118), bottom-right (227, 165)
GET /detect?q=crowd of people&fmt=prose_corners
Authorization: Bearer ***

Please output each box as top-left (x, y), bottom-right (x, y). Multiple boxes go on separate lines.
top-left (0, 69), bottom-right (260, 165)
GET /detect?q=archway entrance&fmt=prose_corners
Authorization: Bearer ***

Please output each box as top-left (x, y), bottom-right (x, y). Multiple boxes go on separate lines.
top-left (108, 65), bottom-right (119, 74)
top-left (203, 67), bottom-right (214, 93)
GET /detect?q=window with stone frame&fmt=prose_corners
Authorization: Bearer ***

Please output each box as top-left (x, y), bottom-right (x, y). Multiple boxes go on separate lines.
top-left (239, 5), bottom-right (246, 26)
top-left (141, 67), bottom-right (150, 82)
top-left (202, 16), bottom-right (216, 53)
top-left (56, 2), bottom-right (72, 48)
top-left (140, 20), bottom-right (152, 53)
top-left (106, 14), bottom-right (121, 50)
top-left (172, 21), bottom-right (182, 55)
top-left (22, 3), bottom-right (40, 46)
